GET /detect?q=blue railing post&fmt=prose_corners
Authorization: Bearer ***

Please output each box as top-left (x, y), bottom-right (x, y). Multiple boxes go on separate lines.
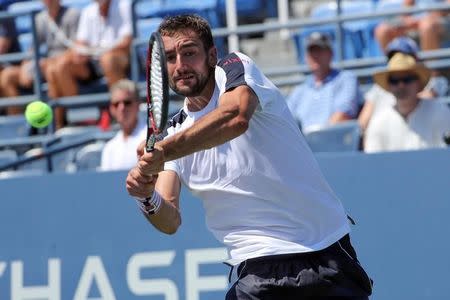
top-left (335, 0), bottom-right (343, 62)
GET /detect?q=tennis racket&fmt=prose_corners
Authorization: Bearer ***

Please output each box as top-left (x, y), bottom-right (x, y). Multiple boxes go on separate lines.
top-left (145, 32), bottom-right (169, 153)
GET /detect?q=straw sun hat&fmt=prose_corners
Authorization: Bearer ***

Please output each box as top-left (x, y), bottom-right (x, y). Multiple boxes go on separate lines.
top-left (373, 52), bottom-right (431, 91)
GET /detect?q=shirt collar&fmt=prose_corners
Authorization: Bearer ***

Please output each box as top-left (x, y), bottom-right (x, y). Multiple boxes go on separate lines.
top-left (306, 69), bottom-right (339, 87)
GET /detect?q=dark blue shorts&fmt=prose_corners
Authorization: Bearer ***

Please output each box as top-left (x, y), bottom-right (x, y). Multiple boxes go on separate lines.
top-left (226, 234), bottom-right (373, 299)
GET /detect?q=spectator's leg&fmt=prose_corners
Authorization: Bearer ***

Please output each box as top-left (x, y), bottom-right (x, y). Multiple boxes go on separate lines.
top-left (374, 22), bottom-right (399, 51)
top-left (99, 49), bottom-right (130, 87)
top-left (418, 13), bottom-right (443, 51)
top-left (48, 52), bottom-right (92, 129)
top-left (0, 65), bottom-right (23, 114)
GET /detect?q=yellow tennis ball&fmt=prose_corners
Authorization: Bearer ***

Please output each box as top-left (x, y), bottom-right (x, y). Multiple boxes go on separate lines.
top-left (25, 101), bottom-right (53, 128)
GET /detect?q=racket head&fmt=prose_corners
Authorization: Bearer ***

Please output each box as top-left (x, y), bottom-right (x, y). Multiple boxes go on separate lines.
top-left (145, 31), bottom-right (169, 152)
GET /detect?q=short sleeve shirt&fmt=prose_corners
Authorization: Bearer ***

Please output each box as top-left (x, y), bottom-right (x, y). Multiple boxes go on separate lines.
top-left (76, 0), bottom-right (132, 48)
top-left (35, 6), bottom-right (80, 57)
top-left (164, 52), bottom-right (350, 265)
top-left (286, 69), bottom-right (361, 132)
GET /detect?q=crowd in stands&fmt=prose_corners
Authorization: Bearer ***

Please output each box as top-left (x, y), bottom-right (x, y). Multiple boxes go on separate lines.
top-left (0, 0), bottom-right (449, 176)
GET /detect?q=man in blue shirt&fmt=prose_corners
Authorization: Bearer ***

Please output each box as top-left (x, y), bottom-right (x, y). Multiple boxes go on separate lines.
top-left (285, 32), bottom-right (361, 133)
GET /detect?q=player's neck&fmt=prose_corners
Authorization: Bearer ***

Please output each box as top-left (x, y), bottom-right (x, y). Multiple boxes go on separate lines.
top-left (185, 77), bottom-right (215, 112)
top-left (185, 96), bottom-right (211, 112)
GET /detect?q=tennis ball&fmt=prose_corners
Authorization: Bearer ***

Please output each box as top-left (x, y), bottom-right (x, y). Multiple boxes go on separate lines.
top-left (25, 101), bottom-right (53, 128)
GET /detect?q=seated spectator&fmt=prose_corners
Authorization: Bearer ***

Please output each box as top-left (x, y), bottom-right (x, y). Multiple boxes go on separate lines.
top-left (49, 0), bottom-right (132, 129)
top-left (359, 36), bottom-right (419, 132)
top-left (375, 0), bottom-right (450, 92)
top-left (0, 12), bottom-right (21, 114)
top-left (100, 79), bottom-right (146, 171)
top-left (359, 36), bottom-right (448, 132)
top-left (375, 0), bottom-right (450, 51)
top-left (364, 52), bottom-right (450, 152)
top-left (0, 0), bottom-right (79, 116)
top-left (285, 32), bottom-right (361, 133)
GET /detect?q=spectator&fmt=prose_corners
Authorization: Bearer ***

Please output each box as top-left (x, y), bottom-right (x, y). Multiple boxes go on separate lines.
top-left (0, 12), bottom-right (21, 114)
top-left (364, 52), bottom-right (450, 152)
top-left (48, 0), bottom-right (132, 129)
top-left (359, 36), bottom-right (448, 132)
top-left (358, 36), bottom-right (420, 132)
top-left (375, 0), bottom-right (450, 97)
top-left (285, 32), bottom-right (361, 133)
top-left (375, 0), bottom-right (450, 51)
top-left (0, 0), bottom-right (80, 116)
top-left (100, 79), bottom-right (146, 171)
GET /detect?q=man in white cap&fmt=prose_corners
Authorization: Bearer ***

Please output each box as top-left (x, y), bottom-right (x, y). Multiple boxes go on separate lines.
top-left (364, 52), bottom-right (450, 153)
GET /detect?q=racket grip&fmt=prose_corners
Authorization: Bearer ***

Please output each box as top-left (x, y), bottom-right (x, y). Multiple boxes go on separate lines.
top-left (145, 133), bottom-right (164, 152)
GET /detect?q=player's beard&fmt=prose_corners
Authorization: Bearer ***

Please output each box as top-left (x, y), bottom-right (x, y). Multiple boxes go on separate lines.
top-left (170, 64), bottom-right (215, 97)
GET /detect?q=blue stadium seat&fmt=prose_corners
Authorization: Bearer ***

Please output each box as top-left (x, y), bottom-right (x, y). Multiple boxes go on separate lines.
top-left (61, 0), bottom-right (90, 9)
top-left (7, 0), bottom-right (44, 34)
top-left (74, 141), bottom-right (105, 171)
top-left (0, 149), bottom-right (17, 169)
top-left (217, 0), bottom-right (266, 23)
top-left (18, 32), bottom-right (31, 52)
top-left (303, 120), bottom-right (362, 153)
top-left (292, 1), bottom-right (375, 63)
top-left (49, 126), bottom-right (102, 172)
top-left (17, 147), bottom-right (48, 171)
top-left (0, 115), bottom-right (30, 139)
top-left (133, 0), bottom-right (226, 56)
top-left (136, 18), bottom-right (162, 38)
top-left (359, 0), bottom-right (404, 58)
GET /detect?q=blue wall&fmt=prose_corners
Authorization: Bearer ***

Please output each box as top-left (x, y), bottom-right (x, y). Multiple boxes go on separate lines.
top-left (1, 149), bottom-right (449, 299)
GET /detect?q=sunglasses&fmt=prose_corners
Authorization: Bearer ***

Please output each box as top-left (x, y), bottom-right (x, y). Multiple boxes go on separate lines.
top-left (388, 75), bottom-right (419, 85)
top-left (111, 99), bottom-right (134, 108)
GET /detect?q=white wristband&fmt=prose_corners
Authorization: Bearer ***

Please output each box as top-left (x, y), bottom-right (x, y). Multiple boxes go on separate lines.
top-left (135, 191), bottom-right (163, 215)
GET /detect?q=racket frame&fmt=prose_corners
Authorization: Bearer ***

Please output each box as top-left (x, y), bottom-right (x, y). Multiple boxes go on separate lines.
top-left (145, 31), bottom-right (169, 152)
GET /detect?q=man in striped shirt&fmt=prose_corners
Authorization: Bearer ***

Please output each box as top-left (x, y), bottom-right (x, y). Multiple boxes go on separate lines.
top-left (285, 32), bottom-right (362, 133)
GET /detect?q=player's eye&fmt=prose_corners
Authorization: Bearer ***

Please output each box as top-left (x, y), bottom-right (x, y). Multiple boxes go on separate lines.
top-left (166, 54), bottom-right (176, 62)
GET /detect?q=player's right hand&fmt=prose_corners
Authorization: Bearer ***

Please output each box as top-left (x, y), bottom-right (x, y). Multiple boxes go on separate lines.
top-left (138, 144), bottom-right (165, 175)
top-left (126, 167), bottom-right (158, 199)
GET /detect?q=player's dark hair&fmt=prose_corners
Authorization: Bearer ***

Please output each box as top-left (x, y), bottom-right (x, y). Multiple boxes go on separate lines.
top-left (158, 14), bottom-right (214, 52)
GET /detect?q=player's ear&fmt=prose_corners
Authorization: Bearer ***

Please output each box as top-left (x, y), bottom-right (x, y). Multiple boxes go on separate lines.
top-left (208, 46), bottom-right (218, 67)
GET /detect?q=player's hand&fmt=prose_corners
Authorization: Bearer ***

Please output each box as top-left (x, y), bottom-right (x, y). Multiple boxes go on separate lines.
top-left (136, 140), bottom-right (146, 159)
top-left (126, 166), bottom-right (158, 199)
top-left (138, 145), bottom-right (165, 175)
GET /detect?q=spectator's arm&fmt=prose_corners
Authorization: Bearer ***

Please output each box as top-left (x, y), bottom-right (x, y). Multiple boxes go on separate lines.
top-left (363, 118), bottom-right (384, 153)
top-left (329, 111), bottom-right (352, 124)
top-left (111, 35), bottom-right (132, 53)
top-left (358, 101), bottom-right (375, 132)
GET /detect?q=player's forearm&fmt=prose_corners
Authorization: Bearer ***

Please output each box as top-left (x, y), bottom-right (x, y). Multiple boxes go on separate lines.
top-left (143, 195), bottom-right (181, 234)
top-left (160, 104), bottom-right (249, 161)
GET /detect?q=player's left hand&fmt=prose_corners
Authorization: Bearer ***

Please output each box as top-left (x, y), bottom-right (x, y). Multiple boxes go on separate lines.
top-left (126, 167), bottom-right (157, 199)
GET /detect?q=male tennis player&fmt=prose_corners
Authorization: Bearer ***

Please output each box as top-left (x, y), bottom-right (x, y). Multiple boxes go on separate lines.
top-left (126, 14), bottom-right (372, 299)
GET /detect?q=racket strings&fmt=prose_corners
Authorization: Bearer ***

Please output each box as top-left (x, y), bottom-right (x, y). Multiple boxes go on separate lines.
top-left (150, 40), bottom-right (164, 128)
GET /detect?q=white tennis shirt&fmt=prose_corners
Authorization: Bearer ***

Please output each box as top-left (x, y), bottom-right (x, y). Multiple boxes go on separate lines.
top-left (165, 52), bottom-right (350, 265)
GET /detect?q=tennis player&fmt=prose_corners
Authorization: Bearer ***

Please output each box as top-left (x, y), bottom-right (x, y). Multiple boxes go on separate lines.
top-left (126, 14), bottom-right (372, 299)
